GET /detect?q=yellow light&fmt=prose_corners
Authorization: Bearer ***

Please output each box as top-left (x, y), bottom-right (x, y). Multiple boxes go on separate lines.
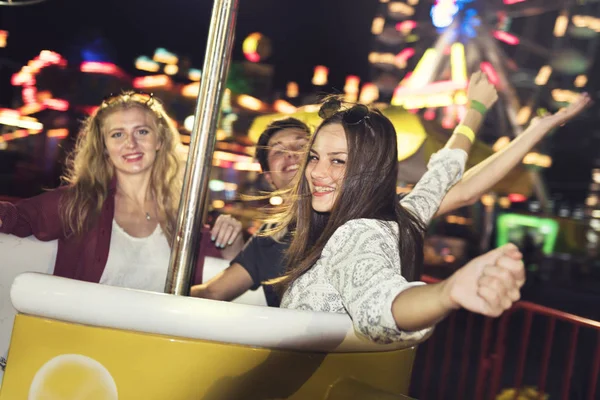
top-left (212, 200), bottom-right (225, 209)
top-left (407, 0), bottom-right (418, 4)
top-left (18, 103), bottom-right (45, 115)
top-left (517, 106), bottom-right (532, 125)
top-left (184, 115), bottom-right (195, 131)
top-left (587, 195), bottom-right (599, 207)
top-left (572, 15), bottom-right (600, 32)
top-left (233, 162), bottom-right (262, 171)
top-left (153, 48), bottom-right (178, 65)
top-left (47, 128), bottom-right (69, 138)
top-left (359, 83), bottom-right (380, 104)
top-left (188, 69), bottom-right (201, 81)
top-left (481, 194), bottom-right (496, 207)
top-left (407, 48), bottom-right (437, 88)
top-left (0, 30), bottom-right (7, 48)
top-left (238, 95), bottom-right (265, 111)
top-left (164, 64), bottom-right (179, 76)
top-left (270, 196), bottom-right (284, 206)
top-left (535, 65), bottom-right (552, 86)
top-left (554, 11), bottom-right (569, 37)
top-left (498, 197), bottom-right (511, 209)
top-left (574, 75), bottom-right (588, 88)
top-left (0, 115), bottom-right (43, 130)
top-left (273, 99), bottom-right (297, 114)
top-left (552, 89), bottom-right (579, 103)
top-left (388, 2), bottom-right (415, 16)
top-left (493, 136), bottom-right (510, 152)
top-left (453, 90), bottom-right (468, 105)
top-left (593, 169), bottom-right (600, 184)
top-left (135, 57), bottom-right (160, 73)
top-left (312, 66), bottom-right (329, 86)
top-left (450, 43), bottom-right (467, 85)
top-left (286, 82), bottom-right (299, 98)
top-left (372, 17), bottom-right (385, 35)
top-left (242, 33), bottom-right (261, 54)
top-left (182, 82), bottom-right (200, 98)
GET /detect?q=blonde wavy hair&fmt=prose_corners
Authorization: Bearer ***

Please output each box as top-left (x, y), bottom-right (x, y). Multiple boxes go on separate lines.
top-left (60, 91), bottom-right (184, 243)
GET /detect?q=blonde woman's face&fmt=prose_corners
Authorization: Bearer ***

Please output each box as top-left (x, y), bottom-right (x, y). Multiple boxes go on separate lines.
top-left (102, 107), bottom-right (162, 176)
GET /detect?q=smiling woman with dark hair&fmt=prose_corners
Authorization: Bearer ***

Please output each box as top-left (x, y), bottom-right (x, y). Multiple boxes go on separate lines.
top-left (269, 72), bottom-right (527, 344)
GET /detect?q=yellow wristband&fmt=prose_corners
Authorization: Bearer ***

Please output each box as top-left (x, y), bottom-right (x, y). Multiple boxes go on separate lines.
top-left (454, 124), bottom-right (475, 143)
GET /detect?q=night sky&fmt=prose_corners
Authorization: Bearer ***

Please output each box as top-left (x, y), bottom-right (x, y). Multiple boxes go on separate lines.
top-left (1, 0), bottom-right (599, 204)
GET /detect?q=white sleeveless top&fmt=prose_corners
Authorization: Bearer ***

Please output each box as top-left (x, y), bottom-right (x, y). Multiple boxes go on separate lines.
top-left (100, 220), bottom-right (171, 292)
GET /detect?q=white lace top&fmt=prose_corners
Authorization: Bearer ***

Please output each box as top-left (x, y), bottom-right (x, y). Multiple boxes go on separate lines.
top-left (280, 148), bottom-right (468, 344)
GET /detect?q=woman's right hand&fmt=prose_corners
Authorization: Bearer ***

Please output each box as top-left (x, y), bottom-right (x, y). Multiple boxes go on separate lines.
top-left (466, 71), bottom-right (499, 110)
top-left (530, 93), bottom-right (592, 130)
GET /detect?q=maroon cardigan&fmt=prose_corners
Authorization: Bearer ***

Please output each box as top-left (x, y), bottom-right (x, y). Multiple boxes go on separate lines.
top-left (0, 184), bottom-right (218, 285)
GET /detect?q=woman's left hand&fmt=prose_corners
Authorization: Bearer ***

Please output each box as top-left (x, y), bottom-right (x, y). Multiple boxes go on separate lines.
top-left (531, 92), bottom-right (592, 130)
top-left (441, 243), bottom-right (525, 317)
top-left (211, 214), bottom-right (243, 249)
top-left (466, 70), bottom-right (499, 110)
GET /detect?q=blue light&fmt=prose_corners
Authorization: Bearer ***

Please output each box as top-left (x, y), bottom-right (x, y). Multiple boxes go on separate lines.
top-left (431, 0), bottom-right (459, 29)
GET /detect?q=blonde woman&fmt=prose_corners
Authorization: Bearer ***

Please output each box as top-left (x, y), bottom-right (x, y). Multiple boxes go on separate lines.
top-left (0, 91), bottom-right (242, 291)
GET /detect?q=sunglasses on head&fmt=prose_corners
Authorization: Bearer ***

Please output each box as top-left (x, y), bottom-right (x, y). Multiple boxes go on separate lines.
top-left (101, 91), bottom-right (155, 107)
top-left (318, 98), bottom-right (370, 125)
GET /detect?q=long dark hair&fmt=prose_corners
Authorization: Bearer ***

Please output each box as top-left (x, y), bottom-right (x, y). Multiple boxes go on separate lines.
top-left (268, 104), bottom-right (426, 294)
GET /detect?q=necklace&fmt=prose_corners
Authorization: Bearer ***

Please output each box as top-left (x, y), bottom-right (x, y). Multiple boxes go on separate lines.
top-left (145, 212), bottom-right (151, 221)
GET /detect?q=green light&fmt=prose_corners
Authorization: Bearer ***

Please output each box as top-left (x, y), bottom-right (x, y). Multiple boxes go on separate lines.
top-left (496, 213), bottom-right (560, 255)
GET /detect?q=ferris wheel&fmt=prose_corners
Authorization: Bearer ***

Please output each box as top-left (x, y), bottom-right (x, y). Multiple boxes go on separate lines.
top-left (368, 0), bottom-right (600, 133)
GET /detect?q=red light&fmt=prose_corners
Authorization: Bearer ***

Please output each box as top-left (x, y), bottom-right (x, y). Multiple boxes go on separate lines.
top-left (395, 20), bottom-right (417, 32)
top-left (80, 106), bottom-right (99, 115)
top-left (395, 48), bottom-right (416, 65)
top-left (43, 98), bottom-right (70, 111)
top-left (22, 87), bottom-right (37, 104)
top-left (38, 50), bottom-right (63, 64)
top-left (81, 62), bottom-right (127, 79)
top-left (503, 0), bottom-right (526, 4)
top-left (480, 62), bottom-right (500, 86)
top-left (245, 52), bottom-right (260, 63)
top-left (508, 193), bottom-right (527, 203)
top-left (493, 31), bottom-right (520, 45)
top-left (424, 109), bottom-right (436, 120)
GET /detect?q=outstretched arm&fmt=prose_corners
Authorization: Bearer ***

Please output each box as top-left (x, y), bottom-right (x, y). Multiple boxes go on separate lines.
top-left (435, 93), bottom-right (592, 217)
top-left (391, 243), bottom-right (524, 331)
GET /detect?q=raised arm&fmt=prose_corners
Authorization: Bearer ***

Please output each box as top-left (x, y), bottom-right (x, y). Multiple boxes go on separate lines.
top-left (400, 71), bottom-right (498, 224)
top-left (435, 93), bottom-right (592, 216)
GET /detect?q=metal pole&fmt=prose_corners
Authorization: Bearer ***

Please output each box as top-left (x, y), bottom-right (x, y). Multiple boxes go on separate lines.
top-left (165, 0), bottom-right (239, 295)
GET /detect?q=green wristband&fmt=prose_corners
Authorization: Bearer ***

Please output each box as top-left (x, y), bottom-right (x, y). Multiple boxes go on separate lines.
top-left (470, 100), bottom-right (487, 116)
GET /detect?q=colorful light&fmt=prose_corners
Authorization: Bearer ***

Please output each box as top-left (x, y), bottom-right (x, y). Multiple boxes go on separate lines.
top-left (430, 0), bottom-right (459, 29)
top-left (312, 66), bottom-right (329, 86)
top-left (389, 2), bottom-right (415, 17)
top-left (0, 30), bottom-right (7, 48)
top-left (493, 136), bottom-right (510, 152)
top-left (394, 48), bottom-right (415, 69)
top-left (188, 69), bottom-right (202, 81)
top-left (554, 11), bottom-right (569, 37)
top-left (574, 75), bottom-right (588, 88)
top-left (81, 62), bottom-right (127, 79)
top-left (47, 128), bottom-right (69, 139)
top-left (396, 20), bottom-right (417, 34)
top-left (372, 17), bottom-right (385, 35)
top-left (503, 0), bottom-right (526, 4)
top-left (450, 43), bottom-right (467, 85)
top-left (153, 48), bottom-right (178, 65)
top-left (286, 82), bottom-right (299, 98)
top-left (480, 62), bottom-right (500, 86)
top-left (181, 82), bottom-right (200, 98)
top-left (344, 75), bottom-right (360, 102)
top-left (406, 48), bottom-right (438, 88)
top-left (359, 83), bottom-right (379, 104)
top-left (133, 75), bottom-right (172, 89)
top-left (517, 106), bottom-right (532, 125)
top-left (493, 30), bottom-right (520, 45)
top-left (134, 56), bottom-right (160, 73)
top-left (237, 95), bottom-right (265, 111)
top-left (534, 65), bottom-right (552, 86)
top-left (273, 99), bottom-right (297, 114)
top-left (43, 98), bottom-right (69, 111)
top-left (164, 64), bottom-right (179, 76)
